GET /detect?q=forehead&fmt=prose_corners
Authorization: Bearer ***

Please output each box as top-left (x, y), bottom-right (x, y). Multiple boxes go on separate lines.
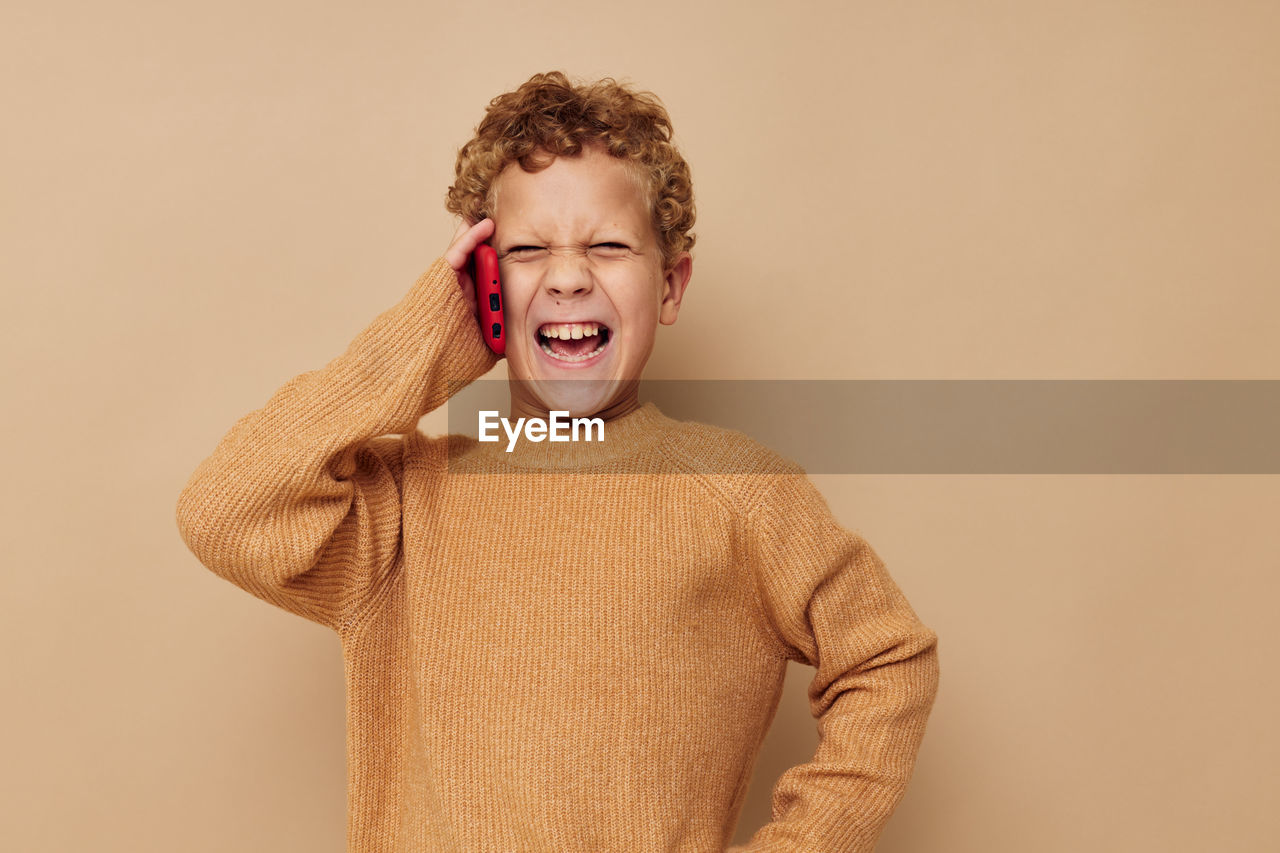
top-left (492, 147), bottom-right (650, 238)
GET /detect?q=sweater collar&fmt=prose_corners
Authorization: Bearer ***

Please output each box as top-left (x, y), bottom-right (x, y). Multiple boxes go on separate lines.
top-left (455, 400), bottom-right (672, 471)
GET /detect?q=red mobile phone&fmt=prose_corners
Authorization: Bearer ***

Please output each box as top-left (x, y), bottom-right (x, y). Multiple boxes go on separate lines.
top-left (471, 242), bottom-right (505, 354)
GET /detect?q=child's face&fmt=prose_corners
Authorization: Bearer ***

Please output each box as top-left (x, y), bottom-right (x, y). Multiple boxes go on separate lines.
top-left (490, 144), bottom-right (691, 417)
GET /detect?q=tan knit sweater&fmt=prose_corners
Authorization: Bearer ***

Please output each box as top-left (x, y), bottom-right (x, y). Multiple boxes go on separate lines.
top-left (175, 256), bottom-right (940, 852)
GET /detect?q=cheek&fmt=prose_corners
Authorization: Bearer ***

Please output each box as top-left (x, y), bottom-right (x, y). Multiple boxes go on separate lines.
top-left (500, 276), bottom-right (536, 320)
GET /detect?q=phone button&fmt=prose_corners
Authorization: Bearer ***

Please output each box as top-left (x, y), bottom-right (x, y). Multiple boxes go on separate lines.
top-left (489, 294), bottom-right (500, 311)
top-left (491, 323), bottom-right (501, 339)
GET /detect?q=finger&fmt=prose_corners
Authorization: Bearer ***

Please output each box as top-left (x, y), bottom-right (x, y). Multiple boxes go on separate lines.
top-left (445, 217), bottom-right (495, 270)
top-left (445, 220), bottom-right (471, 269)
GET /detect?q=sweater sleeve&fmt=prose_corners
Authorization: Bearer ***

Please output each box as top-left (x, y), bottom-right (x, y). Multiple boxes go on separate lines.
top-left (731, 470), bottom-right (940, 852)
top-left (174, 256), bottom-right (499, 633)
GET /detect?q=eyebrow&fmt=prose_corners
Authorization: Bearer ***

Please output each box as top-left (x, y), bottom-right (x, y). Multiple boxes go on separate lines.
top-left (498, 230), bottom-right (643, 247)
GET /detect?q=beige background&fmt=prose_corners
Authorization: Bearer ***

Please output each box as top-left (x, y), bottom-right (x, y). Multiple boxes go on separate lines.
top-left (3, 0), bottom-right (1277, 850)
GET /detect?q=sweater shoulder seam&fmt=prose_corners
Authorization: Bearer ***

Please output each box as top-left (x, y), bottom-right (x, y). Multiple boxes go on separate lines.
top-left (656, 435), bottom-right (796, 662)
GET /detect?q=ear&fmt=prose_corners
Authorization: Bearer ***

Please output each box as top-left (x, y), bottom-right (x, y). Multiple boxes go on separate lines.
top-left (658, 251), bottom-right (693, 325)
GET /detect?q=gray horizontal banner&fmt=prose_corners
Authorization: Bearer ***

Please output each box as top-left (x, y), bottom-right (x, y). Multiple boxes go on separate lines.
top-left (443, 379), bottom-right (1280, 474)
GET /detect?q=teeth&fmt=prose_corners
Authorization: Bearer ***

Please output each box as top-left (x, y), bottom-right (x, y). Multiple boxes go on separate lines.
top-left (539, 322), bottom-right (603, 340)
top-left (539, 336), bottom-right (607, 362)
top-left (538, 329), bottom-right (610, 363)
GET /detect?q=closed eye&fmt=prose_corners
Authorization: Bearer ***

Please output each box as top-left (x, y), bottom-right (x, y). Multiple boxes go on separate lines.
top-left (502, 243), bottom-right (632, 259)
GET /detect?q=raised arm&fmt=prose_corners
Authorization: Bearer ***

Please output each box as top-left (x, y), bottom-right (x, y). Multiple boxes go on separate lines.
top-left (732, 471), bottom-right (940, 852)
top-left (174, 220), bottom-right (500, 633)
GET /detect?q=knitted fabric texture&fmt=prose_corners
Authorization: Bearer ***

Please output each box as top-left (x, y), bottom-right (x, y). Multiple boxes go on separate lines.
top-left (175, 256), bottom-right (940, 852)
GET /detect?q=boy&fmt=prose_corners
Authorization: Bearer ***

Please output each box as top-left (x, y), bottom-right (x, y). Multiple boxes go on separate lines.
top-left (175, 70), bottom-right (939, 852)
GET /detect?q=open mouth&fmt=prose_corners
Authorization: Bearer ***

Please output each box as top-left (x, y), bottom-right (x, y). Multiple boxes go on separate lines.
top-left (536, 321), bottom-right (611, 363)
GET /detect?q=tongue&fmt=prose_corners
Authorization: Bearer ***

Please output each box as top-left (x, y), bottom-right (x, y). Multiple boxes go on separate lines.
top-left (549, 335), bottom-right (598, 357)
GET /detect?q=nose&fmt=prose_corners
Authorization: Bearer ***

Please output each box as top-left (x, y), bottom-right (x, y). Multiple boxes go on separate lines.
top-left (542, 250), bottom-right (595, 299)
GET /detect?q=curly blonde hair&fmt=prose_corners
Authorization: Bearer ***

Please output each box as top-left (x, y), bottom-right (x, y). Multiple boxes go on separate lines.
top-left (445, 70), bottom-right (696, 271)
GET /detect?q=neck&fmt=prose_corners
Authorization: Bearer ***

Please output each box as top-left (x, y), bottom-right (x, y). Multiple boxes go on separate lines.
top-left (506, 380), bottom-right (642, 423)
